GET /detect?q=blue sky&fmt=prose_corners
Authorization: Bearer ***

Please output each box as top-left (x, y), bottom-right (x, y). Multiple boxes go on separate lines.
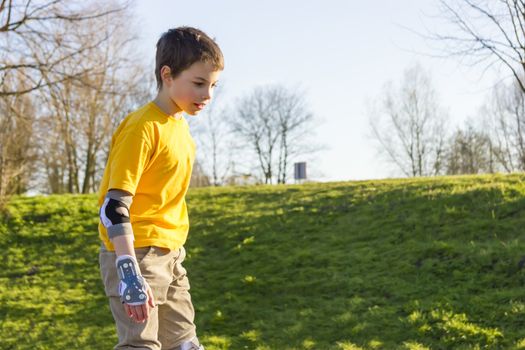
top-left (134, 0), bottom-right (501, 182)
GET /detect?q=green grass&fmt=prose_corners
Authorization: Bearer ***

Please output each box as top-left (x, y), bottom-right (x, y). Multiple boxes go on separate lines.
top-left (2, 174), bottom-right (525, 349)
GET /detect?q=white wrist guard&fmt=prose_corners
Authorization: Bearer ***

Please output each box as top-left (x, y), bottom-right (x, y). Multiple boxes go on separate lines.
top-left (115, 255), bottom-right (148, 305)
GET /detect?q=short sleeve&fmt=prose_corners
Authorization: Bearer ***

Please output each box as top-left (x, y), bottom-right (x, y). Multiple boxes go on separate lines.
top-left (108, 126), bottom-right (153, 196)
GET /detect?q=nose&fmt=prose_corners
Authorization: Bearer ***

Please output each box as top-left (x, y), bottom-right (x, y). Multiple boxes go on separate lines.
top-left (204, 87), bottom-right (212, 101)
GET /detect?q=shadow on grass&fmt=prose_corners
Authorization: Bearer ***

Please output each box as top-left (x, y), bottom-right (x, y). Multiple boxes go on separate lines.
top-left (2, 175), bottom-right (525, 349)
top-left (186, 175), bottom-right (525, 349)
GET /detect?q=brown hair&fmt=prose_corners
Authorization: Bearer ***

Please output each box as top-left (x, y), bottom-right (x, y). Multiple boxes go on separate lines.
top-left (155, 26), bottom-right (224, 90)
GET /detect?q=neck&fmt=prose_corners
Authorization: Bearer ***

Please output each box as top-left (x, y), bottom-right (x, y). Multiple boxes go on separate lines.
top-left (153, 91), bottom-right (183, 119)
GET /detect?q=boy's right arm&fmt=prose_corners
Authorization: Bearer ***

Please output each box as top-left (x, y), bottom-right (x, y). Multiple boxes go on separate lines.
top-left (102, 189), bottom-right (136, 257)
top-left (100, 189), bottom-right (155, 322)
top-left (111, 234), bottom-right (136, 258)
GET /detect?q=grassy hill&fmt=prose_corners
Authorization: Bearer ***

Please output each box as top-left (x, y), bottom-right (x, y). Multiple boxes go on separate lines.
top-left (2, 174), bottom-right (525, 349)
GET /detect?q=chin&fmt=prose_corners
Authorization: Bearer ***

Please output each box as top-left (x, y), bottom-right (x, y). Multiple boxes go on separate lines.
top-left (187, 110), bottom-right (201, 116)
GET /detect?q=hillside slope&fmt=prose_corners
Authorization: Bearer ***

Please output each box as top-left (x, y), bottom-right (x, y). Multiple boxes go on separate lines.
top-left (1, 174), bottom-right (525, 350)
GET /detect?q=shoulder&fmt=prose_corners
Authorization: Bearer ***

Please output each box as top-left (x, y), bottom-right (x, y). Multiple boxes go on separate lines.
top-left (115, 103), bottom-right (163, 148)
top-left (125, 103), bottom-right (158, 128)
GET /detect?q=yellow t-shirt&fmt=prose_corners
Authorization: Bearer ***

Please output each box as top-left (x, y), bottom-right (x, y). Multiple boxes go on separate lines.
top-left (97, 101), bottom-right (196, 251)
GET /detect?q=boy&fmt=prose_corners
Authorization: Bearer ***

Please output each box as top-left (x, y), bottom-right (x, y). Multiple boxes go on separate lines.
top-left (97, 27), bottom-right (223, 350)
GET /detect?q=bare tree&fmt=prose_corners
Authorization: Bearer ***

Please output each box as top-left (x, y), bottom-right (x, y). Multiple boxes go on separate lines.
top-left (0, 0), bottom-right (133, 203)
top-left (231, 84), bottom-right (317, 184)
top-left (369, 64), bottom-right (448, 177)
top-left (431, 0), bottom-right (525, 93)
top-left (481, 79), bottom-right (525, 172)
top-left (427, 1), bottom-right (525, 171)
top-left (231, 86), bottom-right (280, 184)
top-left (32, 2), bottom-right (153, 194)
top-left (0, 72), bottom-right (36, 201)
top-left (0, 0), bottom-right (130, 96)
top-left (190, 86), bottom-right (234, 186)
top-left (189, 159), bottom-right (211, 188)
top-left (274, 86), bottom-right (316, 184)
top-left (444, 119), bottom-right (495, 174)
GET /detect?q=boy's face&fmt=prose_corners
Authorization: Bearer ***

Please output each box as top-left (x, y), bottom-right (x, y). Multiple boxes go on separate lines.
top-left (161, 61), bottom-right (221, 116)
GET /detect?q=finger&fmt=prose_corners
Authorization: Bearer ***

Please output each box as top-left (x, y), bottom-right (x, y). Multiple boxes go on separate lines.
top-left (131, 305), bottom-right (140, 322)
top-left (147, 287), bottom-right (155, 308)
top-left (135, 305), bottom-right (145, 323)
top-left (142, 303), bottom-right (149, 320)
top-left (124, 303), bottom-right (133, 318)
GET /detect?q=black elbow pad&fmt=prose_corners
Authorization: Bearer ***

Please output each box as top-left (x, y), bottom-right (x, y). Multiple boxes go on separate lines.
top-left (100, 197), bottom-right (131, 228)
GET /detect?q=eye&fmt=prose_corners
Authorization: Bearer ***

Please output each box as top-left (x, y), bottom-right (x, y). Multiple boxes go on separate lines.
top-left (193, 82), bottom-right (204, 87)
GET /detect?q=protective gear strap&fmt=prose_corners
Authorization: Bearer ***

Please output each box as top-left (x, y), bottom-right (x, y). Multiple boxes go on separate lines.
top-left (115, 254), bottom-right (148, 305)
top-left (179, 337), bottom-right (204, 350)
top-left (100, 189), bottom-right (134, 240)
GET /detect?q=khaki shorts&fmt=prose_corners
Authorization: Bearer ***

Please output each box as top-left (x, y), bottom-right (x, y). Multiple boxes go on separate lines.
top-left (99, 244), bottom-right (198, 350)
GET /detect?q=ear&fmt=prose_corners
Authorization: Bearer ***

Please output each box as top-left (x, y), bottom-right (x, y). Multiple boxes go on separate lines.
top-left (160, 66), bottom-right (173, 85)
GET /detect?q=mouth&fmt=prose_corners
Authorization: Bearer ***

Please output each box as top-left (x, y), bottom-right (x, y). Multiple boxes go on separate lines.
top-left (194, 103), bottom-right (206, 110)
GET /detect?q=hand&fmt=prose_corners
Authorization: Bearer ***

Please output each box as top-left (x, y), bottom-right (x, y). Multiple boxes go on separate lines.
top-left (115, 254), bottom-right (155, 323)
top-left (124, 282), bottom-right (155, 323)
